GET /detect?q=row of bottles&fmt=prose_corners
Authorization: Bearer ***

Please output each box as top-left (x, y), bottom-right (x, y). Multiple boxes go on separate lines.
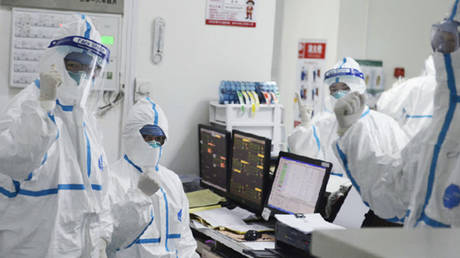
top-left (219, 81), bottom-right (280, 105)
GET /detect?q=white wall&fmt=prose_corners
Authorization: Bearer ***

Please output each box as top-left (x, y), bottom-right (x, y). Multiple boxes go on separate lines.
top-left (272, 0), bottom-right (341, 133)
top-left (336, 0), bottom-right (369, 60)
top-left (133, 0), bottom-right (277, 175)
top-left (338, 0), bottom-right (453, 89)
top-left (97, 104), bottom-right (122, 164)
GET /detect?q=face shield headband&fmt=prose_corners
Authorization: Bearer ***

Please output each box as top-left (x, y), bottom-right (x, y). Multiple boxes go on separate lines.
top-left (48, 36), bottom-right (110, 64)
top-left (324, 68), bottom-right (365, 84)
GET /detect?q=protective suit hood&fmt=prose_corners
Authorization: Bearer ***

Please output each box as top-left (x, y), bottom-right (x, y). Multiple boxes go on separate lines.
top-left (54, 14), bottom-right (102, 42)
top-left (39, 14), bottom-right (108, 107)
top-left (324, 57), bottom-right (366, 94)
top-left (123, 97), bottom-right (169, 169)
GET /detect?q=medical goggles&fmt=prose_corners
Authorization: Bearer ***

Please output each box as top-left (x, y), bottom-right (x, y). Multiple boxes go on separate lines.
top-left (142, 135), bottom-right (166, 146)
top-left (431, 19), bottom-right (460, 53)
top-left (64, 52), bottom-right (101, 74)
top-left (140, 124), bottom-right (166, 146)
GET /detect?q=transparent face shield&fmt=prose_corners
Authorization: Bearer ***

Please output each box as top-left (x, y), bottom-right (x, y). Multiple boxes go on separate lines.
top-left (39, 36), bottom-right (110, 110)
top-left (431, 19), bottom-right (460, 54)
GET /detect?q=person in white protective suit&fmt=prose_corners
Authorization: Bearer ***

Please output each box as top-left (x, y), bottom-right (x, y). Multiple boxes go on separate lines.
top-left (377, 56), bottom-right (437, 138)
top-left (333, 2), bottom-right (460, 227)
top-left (0, 15), bottom-right (114, 257)
top-left (288, 57), bottom-right (410, 225)
top-left (289, 57), bottom-right (408, 177)
top-left (106, 97), bottom-right (199, 258)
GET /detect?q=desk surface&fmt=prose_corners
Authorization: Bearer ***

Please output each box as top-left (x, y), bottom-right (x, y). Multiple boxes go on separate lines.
top-left (191, 221), bottom-right (275, 258)
top-left (312, 228), bottom-right (460, 258)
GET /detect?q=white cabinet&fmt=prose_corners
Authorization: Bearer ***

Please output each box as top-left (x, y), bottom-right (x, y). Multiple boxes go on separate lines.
top-left (209, 101), bottom-right (286, 157)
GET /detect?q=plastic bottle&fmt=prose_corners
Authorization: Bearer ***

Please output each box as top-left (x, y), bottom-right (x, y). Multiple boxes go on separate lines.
top-left (219, 81), bottom-right (226, 104)
top-left (230, 81), bottom-right (237, 104)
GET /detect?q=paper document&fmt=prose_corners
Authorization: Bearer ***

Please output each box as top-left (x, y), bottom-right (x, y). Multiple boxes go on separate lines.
top-left (190, 220), bottom-right (208, 230)
top-left (191, 207), bottom-right (273, 234)
top-left (229, 206), bottom-right (257, 221)
top-left (243, 241), bottom-right (275, 250)
top-left (333, 187), bottom-right (368, 228)
top-left (275, 213), bottom-right (344, 234)
top-left (189, 204), bottom-right (221, 214)
top-left (186, 189), bottom-right (226, 208)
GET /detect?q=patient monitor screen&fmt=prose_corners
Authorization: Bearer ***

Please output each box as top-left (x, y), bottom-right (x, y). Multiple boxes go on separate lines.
top-left (229, 133), bottom-right (268, 209)
top-left (268, 156), bottom-right (327, 214)
top-left (199, 127), bottom-right (228, 192)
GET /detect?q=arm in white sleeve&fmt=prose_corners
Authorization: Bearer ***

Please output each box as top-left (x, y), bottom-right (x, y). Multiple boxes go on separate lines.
top-left (0, 99), bottom-right (58, 180)
top-left (333, 112), bottom-right (413, 221)
top-left (105, 184), bottom-right (154, 256)
top-left (288, 125), bottom-right (321, 157)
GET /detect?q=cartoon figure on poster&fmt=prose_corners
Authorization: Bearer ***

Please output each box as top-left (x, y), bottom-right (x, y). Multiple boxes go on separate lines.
top-left (294, 40), bottom-right (327, 127)
top-left (246, 0), bottom-right (255, 20)
top-left (206, 0), bottom-right (257, 27)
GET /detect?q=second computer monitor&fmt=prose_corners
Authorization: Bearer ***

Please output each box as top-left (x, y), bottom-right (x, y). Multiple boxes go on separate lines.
top-left (198, 124), bottom-right (230, 193)
top-left (229, 130), bottom-right (271, 215)
top-left (267, 152), bottom-right (332, 215)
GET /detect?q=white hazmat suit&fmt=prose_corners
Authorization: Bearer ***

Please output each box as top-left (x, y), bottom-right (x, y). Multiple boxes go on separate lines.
top-left (107, 97), bottom-right (199, 258)
top-left (289, 58), bottom-right (410, 225)
top-left (0, 15), bottom-right (112, 257)
top-left (377, 56), bottom-right (436, 138)
top-left (333, 8), bottom-right (460, 226)
top-left (288, 57), bottom-right (407, 179)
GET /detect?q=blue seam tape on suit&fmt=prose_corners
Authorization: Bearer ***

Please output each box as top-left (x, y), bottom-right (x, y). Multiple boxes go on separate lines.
top-left (312, 125), bottom-right (320, 152)
top-left (83, 124), bottom-right (92, 178)
top-left (0, 183), bottom-right (102, 198)
top-left (124, 154), bottom-right (143, 173)
top-left (125, 212), bottom-right (155, 249)
top-left (161, 187), bottom-right (171, 252)
top-left (416, 53), bottom-right (456, 228)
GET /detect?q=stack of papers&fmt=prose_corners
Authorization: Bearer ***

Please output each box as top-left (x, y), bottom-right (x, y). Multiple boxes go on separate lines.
top-left (186, 189), bottom-right (226, 212)
top-left (275, 213), bottom-right (345, 234)
top-left (191, 207), bottom-right (273, 234)
top-left (228, 206), bottom-right (258, 221)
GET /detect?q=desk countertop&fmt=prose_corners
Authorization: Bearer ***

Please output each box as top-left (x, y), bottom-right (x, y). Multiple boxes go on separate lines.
top-left (191, 221), bottom-right (275, 258)
top-left (312, 228), bottom-right (460, 258)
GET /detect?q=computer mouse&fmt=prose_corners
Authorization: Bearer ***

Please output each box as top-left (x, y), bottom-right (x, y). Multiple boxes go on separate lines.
top-left (244, 230), bottom-right (262, 241)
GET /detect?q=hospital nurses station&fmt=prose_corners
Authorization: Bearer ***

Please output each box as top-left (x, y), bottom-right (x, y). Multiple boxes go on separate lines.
top-left (0, 0), bottom-right (459, 258)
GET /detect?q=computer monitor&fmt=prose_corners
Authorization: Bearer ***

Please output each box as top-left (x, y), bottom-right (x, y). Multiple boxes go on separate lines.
top-left (198, 124), bottom-right (231, 193)
top-left (267, 152), bottom-right (332, 215)
top-left (228, 130), bottom-right (271, 215)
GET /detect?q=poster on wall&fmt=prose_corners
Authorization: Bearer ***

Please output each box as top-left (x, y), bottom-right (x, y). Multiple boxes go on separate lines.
top-left (205, 0), bottom-right (256, 28)
top-left (356, 60), bottom-right (384, 109)
top-left (294, 39), bottom-right (327, 128)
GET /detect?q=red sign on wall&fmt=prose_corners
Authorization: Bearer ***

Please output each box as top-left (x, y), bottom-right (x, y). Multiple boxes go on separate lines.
top-left (298, 42), bottom-right (327, 59)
